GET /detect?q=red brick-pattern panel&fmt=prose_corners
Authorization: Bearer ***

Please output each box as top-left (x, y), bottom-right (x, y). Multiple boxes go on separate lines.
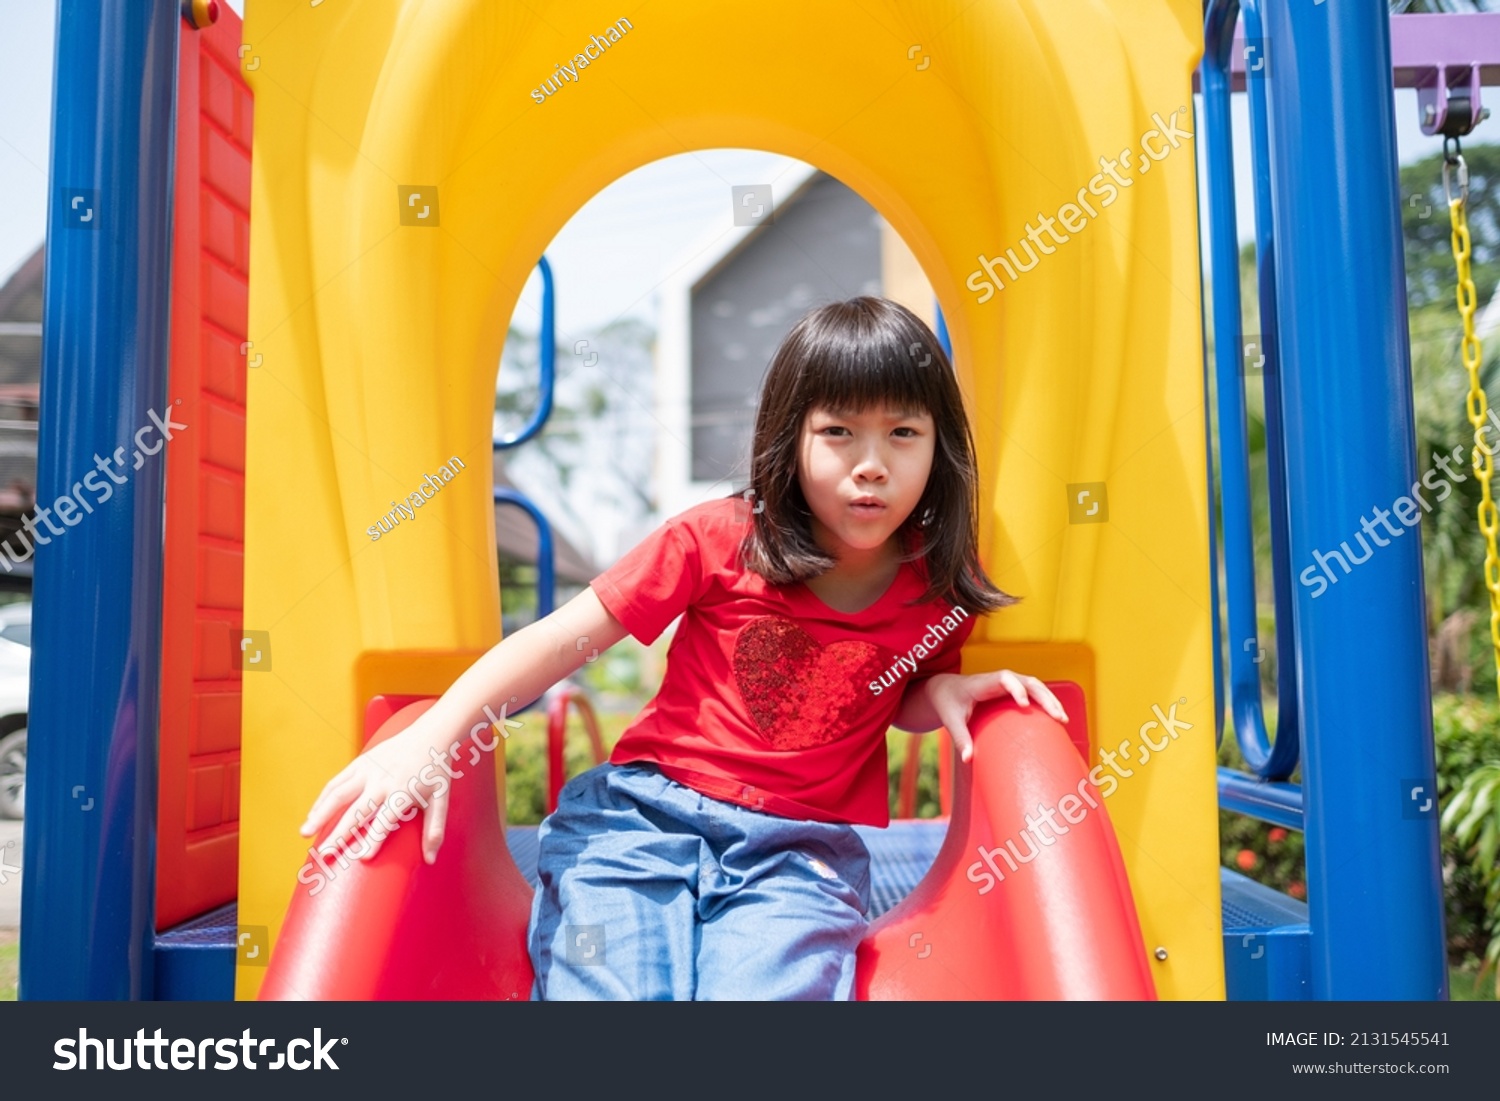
top-left (156, 8), bottom-right (253, 932)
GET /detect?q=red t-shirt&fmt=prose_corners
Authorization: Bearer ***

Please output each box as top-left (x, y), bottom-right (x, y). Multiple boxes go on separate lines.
top-left (591, 497), bottom-right (977, 827)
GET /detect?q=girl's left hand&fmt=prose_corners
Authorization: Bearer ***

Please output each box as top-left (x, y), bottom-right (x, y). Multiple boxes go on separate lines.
top-left (925, 670), bottom-right (1069, 764)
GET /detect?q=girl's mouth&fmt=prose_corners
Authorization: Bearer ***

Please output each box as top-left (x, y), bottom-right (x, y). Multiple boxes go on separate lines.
top-left (849, 498), bottom-right (887, 518)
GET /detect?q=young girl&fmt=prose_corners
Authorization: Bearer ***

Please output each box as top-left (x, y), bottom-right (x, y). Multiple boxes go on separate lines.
top-left (299, 295), bottom-right (1068, 1000)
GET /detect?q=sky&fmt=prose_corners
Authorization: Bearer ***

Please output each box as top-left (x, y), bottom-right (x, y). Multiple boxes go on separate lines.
top-left (0, 1), bottom-right (1464, 340)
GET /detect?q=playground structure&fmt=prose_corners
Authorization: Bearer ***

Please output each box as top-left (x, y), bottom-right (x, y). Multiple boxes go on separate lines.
top-left (17, 0), bottom-right (1494, 1001)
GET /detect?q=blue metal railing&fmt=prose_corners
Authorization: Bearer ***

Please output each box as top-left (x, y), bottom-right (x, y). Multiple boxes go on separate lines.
top-left (1216, 767), bottom-right (1303, 831)
top-left (1203, 0), bottom-right (1303, 783)
top-left (494, 253), bottom-right (560, 621)
top-left (1241, 2), bottom-right (1301, 778)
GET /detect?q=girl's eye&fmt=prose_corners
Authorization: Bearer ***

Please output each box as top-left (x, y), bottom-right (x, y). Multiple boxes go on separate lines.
top-left (818, 425), bottom-right (849, 436)
top-left (892, 427), bottom-right (919, 438)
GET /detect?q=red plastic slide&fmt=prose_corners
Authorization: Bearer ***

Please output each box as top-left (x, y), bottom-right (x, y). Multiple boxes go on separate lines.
top-left (261, 696), bottom-right (1154, 1000)
top-left (855, 700), bottom-right (1157, 999)
top-left (259, 698), bottom-right (534, 999)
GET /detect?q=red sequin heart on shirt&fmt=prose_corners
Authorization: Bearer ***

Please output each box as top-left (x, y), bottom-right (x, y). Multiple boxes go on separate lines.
top-left (732, 617), bottom-right (886, 750)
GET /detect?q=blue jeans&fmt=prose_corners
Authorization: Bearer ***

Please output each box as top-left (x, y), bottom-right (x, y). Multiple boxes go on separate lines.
top-left (527, 762), bottom-right (872, 1000)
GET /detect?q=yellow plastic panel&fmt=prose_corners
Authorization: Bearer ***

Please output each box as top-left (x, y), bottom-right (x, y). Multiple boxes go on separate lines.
top-left (238, 0), bottom-right (1216, 1000)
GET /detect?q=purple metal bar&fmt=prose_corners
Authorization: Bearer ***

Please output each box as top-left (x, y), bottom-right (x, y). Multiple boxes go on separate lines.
top-left (1191, 12), bottom-right (1500, 94)
top-left (1392, 12), bottom-right (1500, 88)
top-left (1413, 60), bottom-right (1486, 136)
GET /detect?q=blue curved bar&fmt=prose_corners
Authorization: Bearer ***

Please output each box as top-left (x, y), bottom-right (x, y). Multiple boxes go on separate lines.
top-left (1201, 0), bottom-right (1299, 780)
top-left (21, 0), bottom-right (178, 999)
top-left (934, 299), bottom-right (952, 361)
top-left (1242, 0), bottom-right (1302, 774)
top-left (492, 489), bottom-right (556, 622)
top-left (495, 255), bottom-right (556, 450)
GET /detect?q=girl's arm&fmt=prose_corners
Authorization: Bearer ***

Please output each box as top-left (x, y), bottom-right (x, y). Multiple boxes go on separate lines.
top-left (417, 586), bottom-right (628, 755)
top-left (892, 671), bottom-right (1069, 762)
top-left (891, 677), bottom-right (946, 734)
top-left (300, 586), bottom-right (629, 863)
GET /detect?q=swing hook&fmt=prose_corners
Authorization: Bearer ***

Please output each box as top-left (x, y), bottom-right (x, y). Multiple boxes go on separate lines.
top-left (1443, 135), bottom-right (1468, 207)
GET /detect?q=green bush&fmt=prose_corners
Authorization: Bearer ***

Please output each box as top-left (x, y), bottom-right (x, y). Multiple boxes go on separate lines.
top-left (887, 727), bottom-right (945, 819)
top-left (502, 704), bottom-right (634, 825)
top-left (1433, 694), bottom-right (1500, 993)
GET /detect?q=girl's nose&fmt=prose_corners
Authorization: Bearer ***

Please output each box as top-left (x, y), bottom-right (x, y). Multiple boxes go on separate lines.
top-left (853, 450), bottom-right (888, 481)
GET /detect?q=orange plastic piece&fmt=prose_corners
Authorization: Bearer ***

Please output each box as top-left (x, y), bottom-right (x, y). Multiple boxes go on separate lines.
top-left (855, 697), bottom-right (1156, 1000)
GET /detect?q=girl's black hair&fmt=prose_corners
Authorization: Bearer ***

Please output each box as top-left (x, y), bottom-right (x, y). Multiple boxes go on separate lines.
top-left (735, 295), bottom-right (1017, 614)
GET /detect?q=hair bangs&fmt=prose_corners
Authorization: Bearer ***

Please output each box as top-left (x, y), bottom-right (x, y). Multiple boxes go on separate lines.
top-left (792, 302), bottom-right (944, 420)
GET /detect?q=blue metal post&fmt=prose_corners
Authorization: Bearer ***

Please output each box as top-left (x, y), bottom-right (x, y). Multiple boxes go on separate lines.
top-left (20, 0), bottom-right (178, 999)
top-left (1263, 0), bottom-right (1445, 998)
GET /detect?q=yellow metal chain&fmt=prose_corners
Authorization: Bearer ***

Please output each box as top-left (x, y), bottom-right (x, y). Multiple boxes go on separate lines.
top-left (1448, 150), bottom-right (1500, 688)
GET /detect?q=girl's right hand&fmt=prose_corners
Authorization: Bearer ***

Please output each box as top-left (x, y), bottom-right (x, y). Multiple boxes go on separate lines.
top-left (293, 588), bottom-right (626, 868)
top-left (298, 712), bottom-right (460, 866)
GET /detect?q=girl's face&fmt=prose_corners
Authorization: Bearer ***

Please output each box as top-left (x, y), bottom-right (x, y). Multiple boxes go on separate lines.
top-left (797, 404), bottom-right (935, 560)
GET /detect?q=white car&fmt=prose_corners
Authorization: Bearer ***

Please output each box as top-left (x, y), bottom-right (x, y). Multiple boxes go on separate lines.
top-left (0, 601), bottom-right (30, 820)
